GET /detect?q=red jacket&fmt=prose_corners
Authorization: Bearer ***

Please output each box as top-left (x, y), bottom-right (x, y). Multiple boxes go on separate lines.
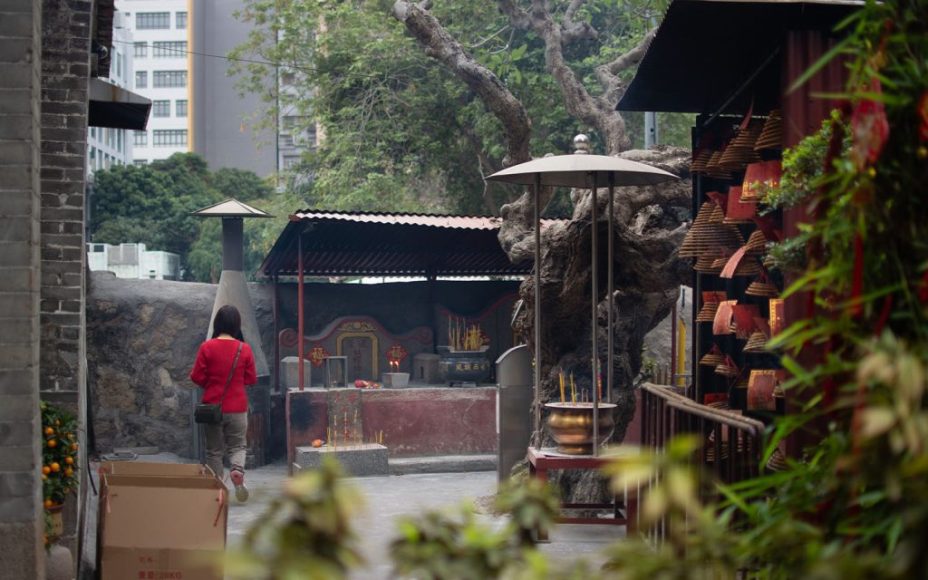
top-left (189, 338), bottom-right (257, 413)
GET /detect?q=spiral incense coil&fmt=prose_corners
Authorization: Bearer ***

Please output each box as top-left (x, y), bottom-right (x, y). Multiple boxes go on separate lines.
top-left (746, 279), bottom-right (779, 297)
top-left (719, 121), bottom-right (763, 170)
top-left (744, 230), bottom-right (768, 254)
top-left (714, 361), bottom-right (740, 378)
top-left (766, 446), bottom-right (788, 471)
top-left (691, 148), bottom-right (713, 173)
top-left (699, 344), bottom-right (725, 366)
top-left (744, 330), bottom-right (769, 353)
top-left (754, 110), bottom-right (783, 151)
top-left (696, 292), bottom-right (726, 323)
top-left (694, 253), bottom-right (723, 273)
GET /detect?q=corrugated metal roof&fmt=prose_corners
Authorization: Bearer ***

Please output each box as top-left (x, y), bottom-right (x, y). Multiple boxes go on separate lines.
top-left (260, 210), bottom-right (564, 278)
top-left (617, 0), bottom-right (859, 114)
top-left (289, 210), bottom-right (503, 230)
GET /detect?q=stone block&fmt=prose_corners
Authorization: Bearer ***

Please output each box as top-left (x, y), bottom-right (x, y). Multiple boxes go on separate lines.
top-left (281, 356), bottom-right (313, 389)
top-left (412, 353), bottom-right (441, 384)
top-left (295, 443), bottom-right (389, 477)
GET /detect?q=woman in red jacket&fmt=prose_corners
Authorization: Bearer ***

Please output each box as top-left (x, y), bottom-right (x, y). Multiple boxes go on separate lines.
top-left (190, 305), bottom-right (257, 502)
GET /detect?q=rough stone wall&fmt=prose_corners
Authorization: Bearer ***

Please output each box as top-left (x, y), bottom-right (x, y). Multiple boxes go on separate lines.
top-left (87, 273), bottom-right (217, 456)
top-left (0, 1), bottom-right (46, 576)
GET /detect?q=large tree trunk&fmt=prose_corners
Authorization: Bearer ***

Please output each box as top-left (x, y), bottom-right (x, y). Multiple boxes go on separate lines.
top-left (393, 1), bottom-right (691, 501)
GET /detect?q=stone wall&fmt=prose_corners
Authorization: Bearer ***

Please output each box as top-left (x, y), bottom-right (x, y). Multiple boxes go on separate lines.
top-left (0, 1), bottom-right (46, 576)
top-left (87, 273), bottom-right (218, 456)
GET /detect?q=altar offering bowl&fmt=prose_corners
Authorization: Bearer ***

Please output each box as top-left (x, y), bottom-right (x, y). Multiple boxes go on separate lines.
top-left (545, 402), bottom-right (617, 455)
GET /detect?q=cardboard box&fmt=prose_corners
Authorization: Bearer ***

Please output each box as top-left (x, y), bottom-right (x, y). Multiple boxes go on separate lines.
top-left (98, 463), bottom-right (228, 580)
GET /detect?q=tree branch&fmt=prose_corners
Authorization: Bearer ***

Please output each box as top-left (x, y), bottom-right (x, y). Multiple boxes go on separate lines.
top-left (597, 27), bottom-right (657, 105)
top-left (393, 1), bottom-right (532, 166)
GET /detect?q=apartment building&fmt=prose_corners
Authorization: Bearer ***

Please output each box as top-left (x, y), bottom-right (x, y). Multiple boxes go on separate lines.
top-left (87, 11), bottom-right (134, 174)
top-left (116, 0), bottom-right (190, 164)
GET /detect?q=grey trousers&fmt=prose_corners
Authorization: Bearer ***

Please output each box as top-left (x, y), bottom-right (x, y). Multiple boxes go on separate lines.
top-left (204, 412), bottom-right (247, 479)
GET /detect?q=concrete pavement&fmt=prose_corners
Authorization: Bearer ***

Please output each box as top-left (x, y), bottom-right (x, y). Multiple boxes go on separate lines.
top-left (228, 463), bottom-right (626, 579)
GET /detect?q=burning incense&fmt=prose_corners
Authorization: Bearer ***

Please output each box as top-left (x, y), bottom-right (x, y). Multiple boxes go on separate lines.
top-left (559, 370), bottom-right (566, 403)
top-left (570, 373), bottom-right (576, 403)
top-left (597, 361), bottom-right (603, 401)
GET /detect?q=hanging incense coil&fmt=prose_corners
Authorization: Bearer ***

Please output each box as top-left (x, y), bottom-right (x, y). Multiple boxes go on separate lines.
top-left (691, 147), bottom-right (713, 173)
top-left (694, 253), bottom-right (723, 273)
top-left (679, 202), bottom-right (717, 257)
top-left (766, 446), bottom-right (788, 472)
top-left (746, 270), bottom-right (779, 297)
top-left (699, 344), bottom-right (725, 367)
top-left (744, 230), bottom-right (768, 254)
top-left (719, 121), bottom-right (763, 170)
top-left (744, 330), bottom-right (769, 353)
top-left (754, 110), bottom-right (783, 151)
top-left (715, 356), bottom-right (740, 378)
top-left (723, 186), bottom-right (757, 224)
top-left (696, 291), bottom-right (727, 323)
top-left (705, 150), bottom-right (733, 180)
top-left (720, 246), bottom-right (763, 279)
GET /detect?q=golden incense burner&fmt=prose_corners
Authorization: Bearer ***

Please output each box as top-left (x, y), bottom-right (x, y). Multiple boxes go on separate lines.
top-left (544, 402), bottom-right (617, 455)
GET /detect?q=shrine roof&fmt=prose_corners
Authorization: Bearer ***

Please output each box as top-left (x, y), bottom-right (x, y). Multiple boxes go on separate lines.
top-left (258, 209), bottom-right (564, 278)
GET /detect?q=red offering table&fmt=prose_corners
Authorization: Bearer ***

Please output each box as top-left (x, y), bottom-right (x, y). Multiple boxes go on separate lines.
top-left (527, 447), bottom-right (637, 540)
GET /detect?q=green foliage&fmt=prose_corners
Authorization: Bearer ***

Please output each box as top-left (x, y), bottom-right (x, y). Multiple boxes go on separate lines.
top-left (231, 0), bottom-right (687, 215)
top-left (389, 478), bottom-right (563, 580)
top-left (225, 459), bottom-right (364, 580)
top-left (90, 153), bottom-right (282, 282)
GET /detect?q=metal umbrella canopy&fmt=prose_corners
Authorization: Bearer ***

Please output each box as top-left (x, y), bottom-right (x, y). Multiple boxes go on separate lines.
top-left (487, 135), bottom-right (677, 456)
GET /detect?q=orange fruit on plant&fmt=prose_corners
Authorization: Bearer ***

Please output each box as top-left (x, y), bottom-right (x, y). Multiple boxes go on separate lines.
top-left (64, 457), bottom-right (74, 465)
top-left (43, 499), bottom-right (53, 509)
top-left (64, 468), bottom-right (73, 477)
top-left (41, 466), bottom-right (51, 475)
top-left (50, 462), bottom-right (60, 472)
top-left (44, 427), bottom-right (54, 436)
top-left (71, 443), bottom-right (78, 451)
top-left (47, 439), bottom-right (57, 448)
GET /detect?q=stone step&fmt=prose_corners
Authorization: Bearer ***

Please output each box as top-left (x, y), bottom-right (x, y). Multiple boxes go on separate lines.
top-left (295, 443), bottom-right (389, 477)
top-left (389, 454), bottom-right (497, 476)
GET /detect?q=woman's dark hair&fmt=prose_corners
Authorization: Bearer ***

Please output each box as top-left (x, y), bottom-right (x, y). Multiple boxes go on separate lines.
top-left (212, 305), bottom-right (243, 340)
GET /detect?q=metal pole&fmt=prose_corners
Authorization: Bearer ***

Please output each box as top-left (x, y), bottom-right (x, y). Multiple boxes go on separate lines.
top-left (274, 275), bottom-right (280, 393)
top-left (533, 174), bottom-right (542, 440)
top-left (297, 234), bottom-right (305, 391)
top-left (591, 173), bottom-right (599, 457)
top-left (607, 175), bottom-right (615, 403)
top-left (644, 112), bottom-right (659, 149)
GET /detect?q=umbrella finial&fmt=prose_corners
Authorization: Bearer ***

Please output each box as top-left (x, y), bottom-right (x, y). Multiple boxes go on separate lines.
top-left (573, 134), bottom-right (590, 155)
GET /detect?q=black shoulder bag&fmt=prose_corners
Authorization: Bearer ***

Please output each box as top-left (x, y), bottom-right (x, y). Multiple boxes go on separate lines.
top-left (194, 342), bottom-right (243, 424)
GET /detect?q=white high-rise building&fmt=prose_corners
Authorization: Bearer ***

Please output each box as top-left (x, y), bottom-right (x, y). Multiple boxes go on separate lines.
top-left (87, 11), bottom-right (134, 175)
top-left (116, 0), bottom-right (190, 164)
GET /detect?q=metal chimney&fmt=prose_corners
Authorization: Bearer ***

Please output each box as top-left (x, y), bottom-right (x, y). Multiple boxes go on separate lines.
top-left (192, 198), bottom-right (273, 464)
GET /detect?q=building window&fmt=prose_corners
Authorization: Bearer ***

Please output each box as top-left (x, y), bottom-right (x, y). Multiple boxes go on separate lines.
top-left (152, 100), bottom-right (171, 117)
top-left (134, 131), bottom-right (147, 146)
top-left (175, 99), bottom-right (188, 117)
top-left (136, 12), bottom-right (170, 30)
top-left (134, 159), bottom-right (148, 166)
top-left (282, 155), bottom-right (301, 170)
top-left (134, 42), bottom-right (147, 58)
top-left (152, 70), bottom-right (186, 88)
top-left (152, 129), bottom-right (187, 147)
top-left (175, 11), bottom-right (187, 29)
top-left (135, 71), bottom-right (147, 89)
top-left (152, 41), bottom-right (186, 58)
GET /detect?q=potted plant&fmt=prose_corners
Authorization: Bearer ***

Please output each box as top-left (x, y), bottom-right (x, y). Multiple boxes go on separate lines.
top-left (40, 401), bottom-right (78, 546)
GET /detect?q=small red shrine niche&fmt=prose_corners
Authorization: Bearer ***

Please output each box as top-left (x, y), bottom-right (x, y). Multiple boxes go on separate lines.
top-left (278, 316), bottom-right (432, 385)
